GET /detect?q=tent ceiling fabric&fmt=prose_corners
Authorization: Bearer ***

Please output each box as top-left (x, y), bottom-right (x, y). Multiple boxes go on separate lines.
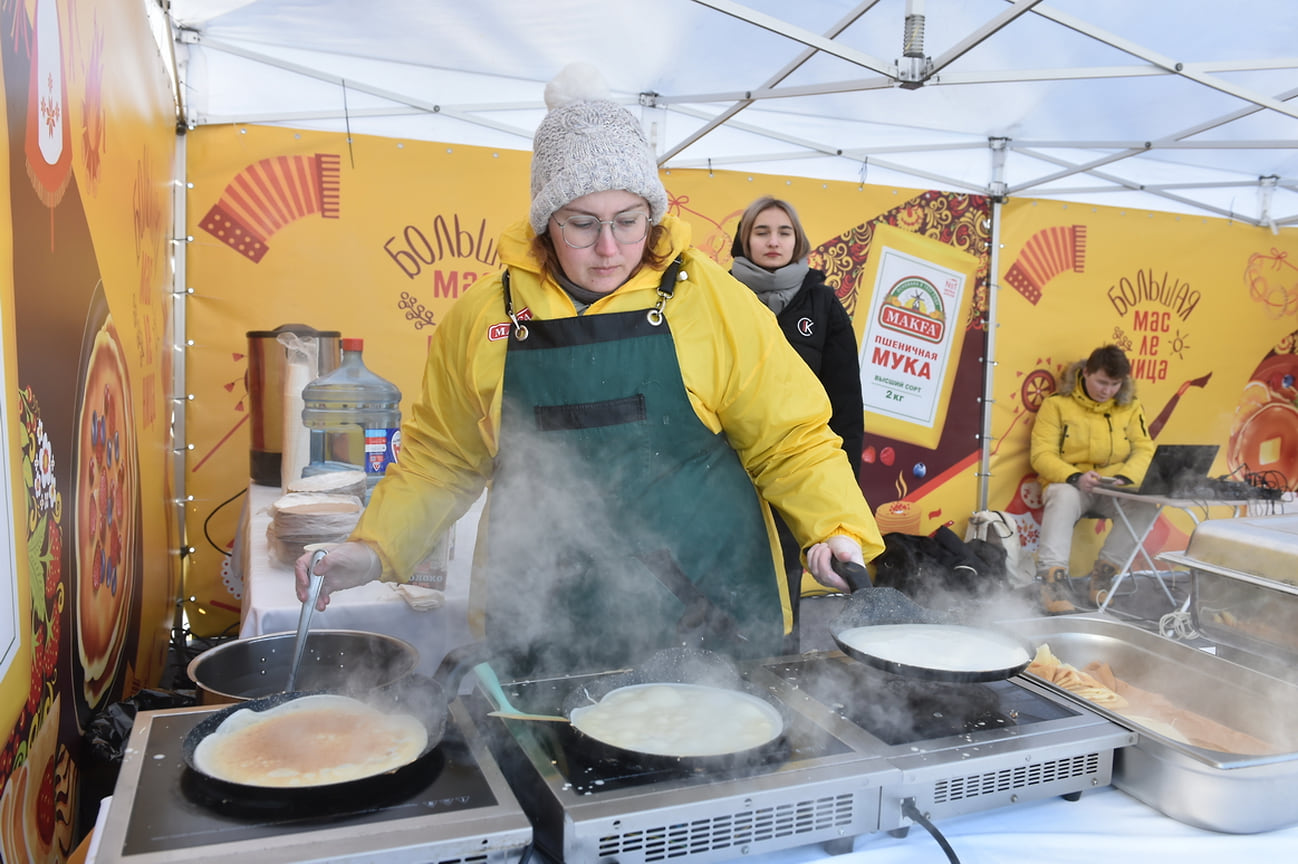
top-left (169, 0), bottom-right (1298, 228)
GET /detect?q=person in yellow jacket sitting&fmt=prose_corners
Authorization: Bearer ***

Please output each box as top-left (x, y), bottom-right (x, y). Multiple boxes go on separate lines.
top-left (294, 63), bottom-right (884, 676)
top-left (1030, 345), bottom-right (1157, 613)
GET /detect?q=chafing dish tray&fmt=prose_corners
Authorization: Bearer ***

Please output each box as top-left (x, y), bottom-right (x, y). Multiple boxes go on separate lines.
top-left (1005, 615), bottom-right (1298, 834)
top-left (1160, 514), bottom-right (1298, 669)
top-left (1178, 513), bottom-right (1298, 581)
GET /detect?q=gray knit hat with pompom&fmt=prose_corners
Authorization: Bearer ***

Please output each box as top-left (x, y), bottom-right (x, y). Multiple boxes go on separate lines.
top-left (529, 63), bottom-right (669, 235)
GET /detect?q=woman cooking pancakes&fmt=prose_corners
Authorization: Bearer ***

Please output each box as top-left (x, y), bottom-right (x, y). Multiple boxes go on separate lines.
top-left (296, 63), bottom-right (884, 677)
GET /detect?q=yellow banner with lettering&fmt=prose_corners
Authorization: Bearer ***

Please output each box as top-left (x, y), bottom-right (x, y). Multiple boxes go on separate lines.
top-left (987, 201), bottom-right (1298, 571)
top-left (184, 125), bottom-right (1297, 634)
top-left (183, 126), bottom-right (997, 634)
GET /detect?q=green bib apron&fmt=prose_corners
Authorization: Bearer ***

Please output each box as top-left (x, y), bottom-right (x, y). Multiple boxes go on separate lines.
top-left (483, 263), bottom-right (784, 677)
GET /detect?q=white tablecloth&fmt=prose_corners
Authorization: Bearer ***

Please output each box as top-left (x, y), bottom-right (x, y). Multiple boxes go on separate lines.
top-left (236, 482), bottom-right (481, 680)
top-left (741, 784), bottom-right (1298, 863)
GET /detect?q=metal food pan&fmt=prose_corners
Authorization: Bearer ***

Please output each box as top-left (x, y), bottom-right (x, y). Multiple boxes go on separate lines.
top-left (1163, 514), bottom-right (1298, 668)
top-left (1004, 614), bottom-right (1298, 834)
top-left (1162, 550), bottom-right (1298, 670)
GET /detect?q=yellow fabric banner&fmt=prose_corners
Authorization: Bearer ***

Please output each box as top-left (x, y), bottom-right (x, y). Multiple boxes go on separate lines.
top-left (184, 125), bottom-right (1298, 633)
top-left (183, 129), bottom-right (532, 634)
top-left (989, 200), bottom-right (1298, 572)
top-left (183, 128), bottom-right (995, 633)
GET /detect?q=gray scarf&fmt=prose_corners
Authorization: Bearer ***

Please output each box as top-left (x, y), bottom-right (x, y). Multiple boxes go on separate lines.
top-left (554, 269), bottom-right (607, 313)
top-left (731, 255), bottom-right (808, 315)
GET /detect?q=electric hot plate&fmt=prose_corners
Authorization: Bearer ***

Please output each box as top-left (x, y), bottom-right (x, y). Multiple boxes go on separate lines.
top-left (470, 651), bottom-right (1134, 863)
top-left (92, 700), bottom-right (532, 864)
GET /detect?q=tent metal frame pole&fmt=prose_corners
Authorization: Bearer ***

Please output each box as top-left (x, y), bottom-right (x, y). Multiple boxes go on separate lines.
top-left (979, 199), bottom-right (1002, 512)
top-left (1028, 3), bottom-right (1298, 122)
top-left (170, 129), bottom-right (191, 656)
top-left (979, 137), bottom-right (1010, 511)
top-left (658, 0), bottom-right (877, 164)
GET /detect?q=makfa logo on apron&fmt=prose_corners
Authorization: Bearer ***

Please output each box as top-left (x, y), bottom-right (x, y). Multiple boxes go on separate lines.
top-left (488, 307), bottom-right (533, 341)
top-left (878, 276), bottom-right (946, 344)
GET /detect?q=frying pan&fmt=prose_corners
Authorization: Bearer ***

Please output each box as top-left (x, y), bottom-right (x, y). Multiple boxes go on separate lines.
top-left (828, 559), bottom-right (1034, 683)
top-left (186, 629), bottom-right (419, 704)
top-left (484, 647), bottom-right (791, 770)
top-left (180, 670), bottom-right (450, 804)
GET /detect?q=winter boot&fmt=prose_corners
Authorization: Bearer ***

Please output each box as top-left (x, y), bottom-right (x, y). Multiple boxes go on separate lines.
top-left (1087, 560), bottom-right (1121, 607)
top-left (1037, 566), bottom-right (1078, 615)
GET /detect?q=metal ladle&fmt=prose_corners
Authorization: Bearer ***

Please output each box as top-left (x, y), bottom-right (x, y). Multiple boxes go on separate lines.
top-left (285, 547), bottom-right (328, 692)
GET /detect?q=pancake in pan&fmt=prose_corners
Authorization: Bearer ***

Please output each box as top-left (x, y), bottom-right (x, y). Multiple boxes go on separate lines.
top-left (193, 694), bottom-right (428, 787)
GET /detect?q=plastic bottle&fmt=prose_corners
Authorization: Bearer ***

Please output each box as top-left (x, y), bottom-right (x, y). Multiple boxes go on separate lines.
top-left (300, 337), bottom-right (402, 499)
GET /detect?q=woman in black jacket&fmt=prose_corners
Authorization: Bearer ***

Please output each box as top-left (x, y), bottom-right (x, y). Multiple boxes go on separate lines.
top-left (731, 196), bottom-right (865, 646)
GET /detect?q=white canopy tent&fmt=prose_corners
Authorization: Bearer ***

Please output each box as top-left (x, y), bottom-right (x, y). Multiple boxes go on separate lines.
top-left (167, 0), bottom-right (1298, 229)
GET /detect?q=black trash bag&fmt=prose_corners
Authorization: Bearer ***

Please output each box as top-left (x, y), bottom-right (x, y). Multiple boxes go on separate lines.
top-left (79, 689), bottom-right (197, 834)
top-left (871, 526), bottom-right (1012, 606)
top-left (84, 689), bottom-right (196, 762)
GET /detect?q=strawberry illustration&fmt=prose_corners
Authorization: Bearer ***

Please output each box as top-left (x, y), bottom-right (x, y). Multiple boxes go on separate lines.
top-left (36, 754), bottom-right (56, 844)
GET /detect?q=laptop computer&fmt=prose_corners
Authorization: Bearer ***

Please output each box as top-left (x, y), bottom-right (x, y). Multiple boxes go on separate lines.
top-left (1100, 443), bottom-right (1219, 496)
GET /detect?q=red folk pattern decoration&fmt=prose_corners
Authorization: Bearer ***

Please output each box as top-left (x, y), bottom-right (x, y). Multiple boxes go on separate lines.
top-left (80, 13), bottom-right (107, 192)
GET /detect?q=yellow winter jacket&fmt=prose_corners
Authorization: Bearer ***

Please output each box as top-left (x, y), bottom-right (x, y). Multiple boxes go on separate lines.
top-left (353, 215), bottom-right (884, 616)
top-left (1030, 361), bottom-right (1155, 489)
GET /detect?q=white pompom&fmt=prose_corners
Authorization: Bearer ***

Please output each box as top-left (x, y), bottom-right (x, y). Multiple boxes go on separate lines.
top-left (544, 62), bottom-right (612, 110)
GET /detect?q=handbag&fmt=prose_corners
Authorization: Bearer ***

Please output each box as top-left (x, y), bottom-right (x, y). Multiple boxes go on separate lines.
top-left (965, 510), bottom-right (1029, 586)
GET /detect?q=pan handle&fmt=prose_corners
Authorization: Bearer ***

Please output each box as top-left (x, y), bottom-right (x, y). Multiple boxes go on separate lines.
top-left (830, 557), bottom-right (873, 593)
top-left (435, 641), bottom-right (495, 695)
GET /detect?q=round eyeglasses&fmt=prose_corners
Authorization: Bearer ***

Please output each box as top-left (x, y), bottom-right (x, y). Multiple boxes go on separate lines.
top-left (552, 211), bottom-right (650, 249)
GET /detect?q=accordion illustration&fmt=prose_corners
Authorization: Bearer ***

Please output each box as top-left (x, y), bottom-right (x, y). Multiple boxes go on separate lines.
top-left (1003, 224), bottom-right (1087, 305)
top-left (200, 153), bottom-right (341, 263)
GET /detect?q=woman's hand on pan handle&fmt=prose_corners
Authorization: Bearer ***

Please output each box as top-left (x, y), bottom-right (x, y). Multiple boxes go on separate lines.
top-left (806, 535), bottom-right (864, 594)
top-left (294, 542), bottom-right (381, 611)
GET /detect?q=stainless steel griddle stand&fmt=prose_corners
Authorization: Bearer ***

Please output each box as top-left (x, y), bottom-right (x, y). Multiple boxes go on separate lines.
top-left (496, 726), bottom-right (898, 863)
top-left (748, 657), bottom-right (1138, 839)
top-left (93, 699), bottom-right (533, 864)
top-left (475, 666), bottom-right (902, 864)
top-left (477, 652), bottom-right (1135, 863)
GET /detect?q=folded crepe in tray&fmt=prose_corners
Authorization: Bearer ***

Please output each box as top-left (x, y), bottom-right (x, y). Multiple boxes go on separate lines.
top-left (1088, 660), bottom-right (1278, 755)
top-left (1028, 644), bottom-right (1128, 708)
top-left (1028, 643), bottom-right (1279, 755)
